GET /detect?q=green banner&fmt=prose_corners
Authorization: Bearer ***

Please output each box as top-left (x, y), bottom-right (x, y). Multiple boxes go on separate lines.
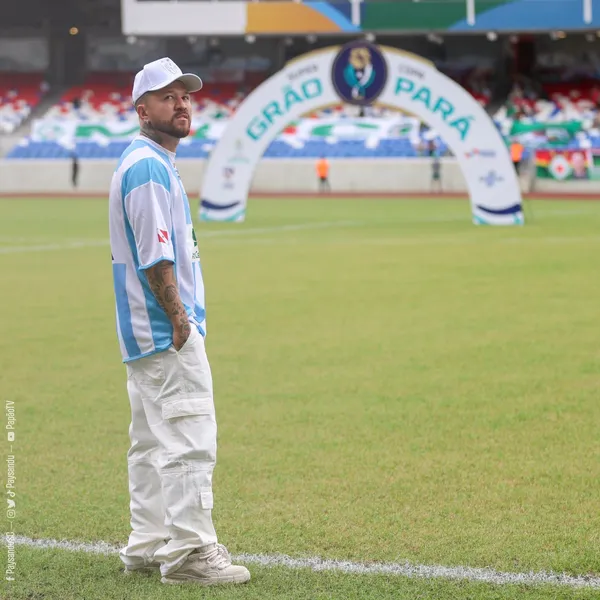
top-left (508, 120), bottom-right (583, 147)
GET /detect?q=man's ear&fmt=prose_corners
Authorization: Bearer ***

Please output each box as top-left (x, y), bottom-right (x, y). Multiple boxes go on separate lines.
top-left (136, 103), bottom-right (147, 121)
top-left (135, 94), bottom-right (149, 121)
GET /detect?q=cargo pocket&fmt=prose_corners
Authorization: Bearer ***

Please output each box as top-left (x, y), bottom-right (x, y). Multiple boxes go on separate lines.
top-left (193, 468), bottom-right (215, 510)
top-left (161, 397), bottom-right (214, 421)
top-left (199, 485), bottom-right (214, 510)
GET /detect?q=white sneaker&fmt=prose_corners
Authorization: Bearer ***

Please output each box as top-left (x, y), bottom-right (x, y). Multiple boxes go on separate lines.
top-left (161, 543), bottom-right (251, 586)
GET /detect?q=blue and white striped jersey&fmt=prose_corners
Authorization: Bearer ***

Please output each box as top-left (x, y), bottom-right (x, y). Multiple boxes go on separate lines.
top-left (109, 135), bottom-right (206, 363)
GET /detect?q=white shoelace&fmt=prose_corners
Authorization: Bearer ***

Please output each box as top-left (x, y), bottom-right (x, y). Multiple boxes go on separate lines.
top-left (206, 544), bottom-right (232, 569)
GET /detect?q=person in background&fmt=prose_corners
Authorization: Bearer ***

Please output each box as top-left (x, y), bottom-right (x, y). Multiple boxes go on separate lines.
top-left (431, 151), bottom-right (442, 193)
top-left (71, 151), bottom-right (79, 189)
top-left (510, 140), bottom-right (524, 174)
top-left (316, 155), bottom-right (330, 193)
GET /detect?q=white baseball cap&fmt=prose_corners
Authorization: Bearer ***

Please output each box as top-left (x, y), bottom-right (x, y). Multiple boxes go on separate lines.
top-left (132, 57), bottom-right (203, 105)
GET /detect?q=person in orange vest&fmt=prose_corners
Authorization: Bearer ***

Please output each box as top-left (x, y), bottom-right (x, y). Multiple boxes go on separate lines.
top-left (510, 141), bottom-right (524, 174)
top-left (316, 156), bottom-right (330, 193)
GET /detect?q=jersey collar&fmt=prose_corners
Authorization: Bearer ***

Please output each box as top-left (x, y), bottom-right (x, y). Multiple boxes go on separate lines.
top-left (136, 134), bottom-right (177, 163)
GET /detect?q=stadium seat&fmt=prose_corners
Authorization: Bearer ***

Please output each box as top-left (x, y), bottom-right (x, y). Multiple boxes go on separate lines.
top-left (7, 68), bottom-right (600, 158)
top-left (6, 138), bottom-right (438, 160)
top-left (0, 72), bottom-right (47, 133)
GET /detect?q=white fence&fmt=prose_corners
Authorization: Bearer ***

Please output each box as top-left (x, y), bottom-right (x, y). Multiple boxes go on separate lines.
top-left (0, 157), bottom-right (597, 196)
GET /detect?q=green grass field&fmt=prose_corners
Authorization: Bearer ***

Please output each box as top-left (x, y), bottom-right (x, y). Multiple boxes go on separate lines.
top-left (2, 196), bottom-right (600, 599)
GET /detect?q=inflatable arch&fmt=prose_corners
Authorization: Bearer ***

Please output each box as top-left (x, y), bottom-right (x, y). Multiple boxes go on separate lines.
top-left (199, 42), bottom-right (523, 225)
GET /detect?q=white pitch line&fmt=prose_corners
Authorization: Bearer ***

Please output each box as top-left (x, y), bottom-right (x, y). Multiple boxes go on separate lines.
top-left (3, 213), bottom-right (600, 255)
top-left (199, 220), bottom-right (361, 237)
top-left (209, 234), bottom-right (600, 248)
top-left (8, 535), bottom-right (600, 589)
top-left (0, 222), bottom-right (361, 255)
top-left (0, 240), bottom-right (110, 255)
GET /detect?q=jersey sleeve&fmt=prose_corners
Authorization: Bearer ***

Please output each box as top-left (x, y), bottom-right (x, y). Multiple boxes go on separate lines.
top-left (121, 157), bottom-right (175, 270)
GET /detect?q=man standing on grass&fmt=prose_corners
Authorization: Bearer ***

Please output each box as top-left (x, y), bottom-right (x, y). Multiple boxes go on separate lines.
top-left (316, 155), bottom-right (331, 193)
top-left (431, 152), bottom-right (442, 193)
top-left (108, 57), bottom-right (250, 587)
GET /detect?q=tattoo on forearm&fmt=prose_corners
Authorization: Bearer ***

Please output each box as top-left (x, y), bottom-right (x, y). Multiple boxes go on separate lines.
top-left (164, 285), bottom-right (177, 303)
top-left (146, 261), bottom-right (190, 338)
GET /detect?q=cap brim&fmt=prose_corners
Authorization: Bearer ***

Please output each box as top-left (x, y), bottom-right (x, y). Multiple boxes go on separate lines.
top-left (149, 73), bottom-right (203, 94)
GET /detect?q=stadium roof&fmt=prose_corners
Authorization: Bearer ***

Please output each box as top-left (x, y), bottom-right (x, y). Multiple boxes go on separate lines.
top-left (1, 0), bottom-right (120, 31)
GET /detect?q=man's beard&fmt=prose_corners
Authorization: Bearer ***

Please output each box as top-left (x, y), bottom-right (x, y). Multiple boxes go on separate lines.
top-left (148, 114), bottom-right (191, 139)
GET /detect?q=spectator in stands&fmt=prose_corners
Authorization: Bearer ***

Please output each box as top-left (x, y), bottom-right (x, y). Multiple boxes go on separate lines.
top-left (316, 156), bottom-right (330, 193)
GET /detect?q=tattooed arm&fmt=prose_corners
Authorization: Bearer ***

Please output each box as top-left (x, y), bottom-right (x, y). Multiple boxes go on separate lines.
top-left (145, 260), bottom-right (191, 350)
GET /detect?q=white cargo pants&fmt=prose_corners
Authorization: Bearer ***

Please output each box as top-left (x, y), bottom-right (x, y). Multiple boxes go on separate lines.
top-left (119, 325), bottom-right (218, 576)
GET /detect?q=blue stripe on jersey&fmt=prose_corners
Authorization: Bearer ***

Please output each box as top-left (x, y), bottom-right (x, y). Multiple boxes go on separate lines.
top-left (138, 137), bottom-right (173, 165)
top-left (121, 157), bottom-right (171, 201)
top-left (179, 183), bottom-right (206, 324)
top-left (177, 180), bottom-right (193, 225)
top-left (176, 180), bottom-right (206, 326)
top-left (117, 139), bottom-right (147, 170)
top-left (167, 209), bottom-right (196, 325)
top-left (170, 179), bottom-right (192, 320)
top-left (168, 224), bottom-right (192, 323)
top-left (174, 180), bottom-right (203, 323)
top-left (120, 178), bottom-right (173, 355)
top-left (193, 262), bottom-right (206, 327)
top-left (112, 263), bottom-right (141, 359)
